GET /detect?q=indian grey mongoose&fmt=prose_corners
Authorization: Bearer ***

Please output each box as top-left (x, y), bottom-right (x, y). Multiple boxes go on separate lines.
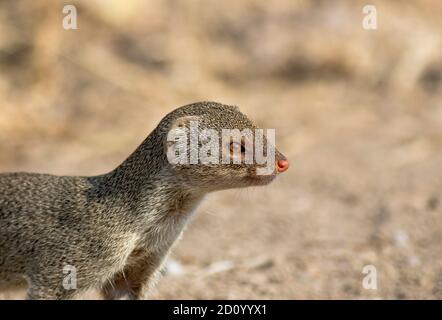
top-left (0, 101), bottom-right (289, 299)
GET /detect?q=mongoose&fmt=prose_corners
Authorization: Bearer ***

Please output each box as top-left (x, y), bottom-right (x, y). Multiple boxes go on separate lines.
top-left (0, 101), bottom-right (289, 299)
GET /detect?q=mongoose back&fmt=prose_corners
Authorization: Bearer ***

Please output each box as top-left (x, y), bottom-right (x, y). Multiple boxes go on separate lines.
top-left (0, 101), bottom-right (289, 299)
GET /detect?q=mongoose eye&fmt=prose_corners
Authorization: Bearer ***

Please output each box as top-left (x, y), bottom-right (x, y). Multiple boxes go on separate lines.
top-left (230, 142), bottom-right (246, 155)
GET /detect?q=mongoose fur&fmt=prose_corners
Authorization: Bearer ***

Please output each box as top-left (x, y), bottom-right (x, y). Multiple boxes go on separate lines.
top-left (0, 101), bottom-right (288, 299)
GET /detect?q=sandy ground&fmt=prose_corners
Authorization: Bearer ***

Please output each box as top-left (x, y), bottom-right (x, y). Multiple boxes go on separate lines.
top-left (0, 0), bottom-right (441, 299)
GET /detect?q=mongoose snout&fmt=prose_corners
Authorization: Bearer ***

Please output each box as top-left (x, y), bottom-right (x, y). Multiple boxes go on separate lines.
top-left (277, 159), bottom-right (290, 173)
top-left (0, 101), bottom-right (287, 299)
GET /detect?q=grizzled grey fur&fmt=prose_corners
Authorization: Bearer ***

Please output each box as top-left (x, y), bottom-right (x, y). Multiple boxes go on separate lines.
top-left (0, 101), bottom-right (286, 299)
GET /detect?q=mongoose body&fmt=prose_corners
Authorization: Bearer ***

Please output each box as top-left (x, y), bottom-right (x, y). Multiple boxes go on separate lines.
top-left (0, 102), bottom-right (288, 299)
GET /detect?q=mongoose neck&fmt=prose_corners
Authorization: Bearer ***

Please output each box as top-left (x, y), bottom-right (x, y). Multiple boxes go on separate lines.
top-left (87, 128), bottom-right (204, 217)
top-left (101, 128), bottom-right (168, 188)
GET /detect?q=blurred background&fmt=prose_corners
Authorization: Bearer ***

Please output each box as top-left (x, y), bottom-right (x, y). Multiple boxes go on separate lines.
top-left (0, 0), bottom-right (441, 299)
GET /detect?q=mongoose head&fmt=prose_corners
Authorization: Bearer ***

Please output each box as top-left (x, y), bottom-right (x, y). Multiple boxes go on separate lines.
top-left (155, 101), bottom-right (289, 192)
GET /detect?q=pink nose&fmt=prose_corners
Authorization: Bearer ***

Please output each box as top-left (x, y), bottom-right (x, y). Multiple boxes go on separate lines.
top-left (277, 159), bottom-right (289, 173)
